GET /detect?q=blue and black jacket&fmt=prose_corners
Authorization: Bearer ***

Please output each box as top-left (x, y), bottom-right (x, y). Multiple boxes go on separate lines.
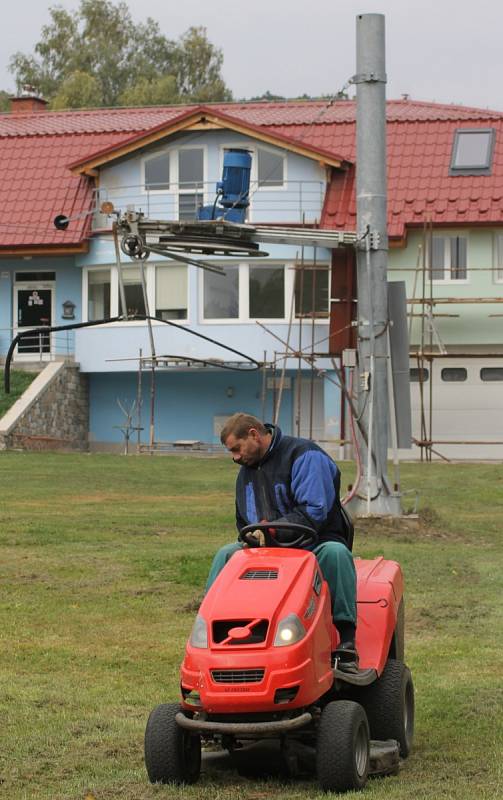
top-left (235, 424), bottom-right (347, 548)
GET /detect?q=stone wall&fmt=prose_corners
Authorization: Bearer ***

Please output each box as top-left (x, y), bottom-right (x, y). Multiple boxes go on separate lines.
top-left (0, 362), bottom-right (89, 451)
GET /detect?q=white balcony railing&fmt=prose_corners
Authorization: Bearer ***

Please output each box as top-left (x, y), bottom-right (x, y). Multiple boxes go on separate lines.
top-left (93, 180), bottom-right (326, 228)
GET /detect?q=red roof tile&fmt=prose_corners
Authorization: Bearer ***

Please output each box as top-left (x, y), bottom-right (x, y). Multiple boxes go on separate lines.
top-left (2, 98), bottom-right (503, 248)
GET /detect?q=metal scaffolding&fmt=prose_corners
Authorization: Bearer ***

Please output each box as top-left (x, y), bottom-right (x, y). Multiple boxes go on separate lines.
top-left (407, 221), bottom-right (503, 461)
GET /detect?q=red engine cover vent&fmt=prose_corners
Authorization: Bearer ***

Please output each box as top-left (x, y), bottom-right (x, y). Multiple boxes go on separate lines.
top-left (211, 669), bottom-right (265, 684)
top-left (212, 618), bottom-right (269, 645)
top-left (240, 569), bottom-right (278, 580)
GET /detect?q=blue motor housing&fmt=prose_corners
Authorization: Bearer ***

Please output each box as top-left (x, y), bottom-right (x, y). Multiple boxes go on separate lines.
top-left (219, 149), bottom-right (251, 209)
top-left (197, 149), bottom-right (251, 223)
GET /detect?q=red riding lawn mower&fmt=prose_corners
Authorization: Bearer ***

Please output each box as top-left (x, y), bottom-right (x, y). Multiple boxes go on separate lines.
top-left (144, 520), bottom-right (414, 793)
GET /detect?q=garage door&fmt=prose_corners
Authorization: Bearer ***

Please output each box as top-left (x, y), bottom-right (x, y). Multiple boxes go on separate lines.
top-left (408, 358), bottom-right (503, 460)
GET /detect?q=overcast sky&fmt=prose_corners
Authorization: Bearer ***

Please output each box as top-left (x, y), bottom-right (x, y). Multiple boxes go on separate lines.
top-left (2, 0), bottom-right (502, 110)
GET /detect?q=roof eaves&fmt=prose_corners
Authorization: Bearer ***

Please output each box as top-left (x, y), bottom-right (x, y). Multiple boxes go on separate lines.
top-left (68, 105), bottom-right (349, 174)
top-left (0, 242), bottom-right (89, 256)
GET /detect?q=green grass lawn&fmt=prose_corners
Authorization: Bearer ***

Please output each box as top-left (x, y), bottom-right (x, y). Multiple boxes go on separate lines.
top-left (0, 370), bottom-right (37, 418)
top-left (0, 453), bottom-right (502, 799)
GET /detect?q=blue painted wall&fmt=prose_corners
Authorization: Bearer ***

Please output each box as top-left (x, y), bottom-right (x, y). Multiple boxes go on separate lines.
top-left (0, 269), bottom-right (13, 355)
top-left (89, 369), bottom-right (297, 443)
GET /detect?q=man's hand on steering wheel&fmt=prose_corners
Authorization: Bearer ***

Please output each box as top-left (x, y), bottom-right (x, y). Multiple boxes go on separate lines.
top-left (242, 529), bottom-right (266, 547)
top-left (242, 519), bottom-right (275, 548)
top-left (239, 521), bottom-right (318, 549)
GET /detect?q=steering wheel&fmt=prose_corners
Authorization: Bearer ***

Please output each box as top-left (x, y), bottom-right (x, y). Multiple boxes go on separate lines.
top-left (239, 521), bottom-right (318, 549)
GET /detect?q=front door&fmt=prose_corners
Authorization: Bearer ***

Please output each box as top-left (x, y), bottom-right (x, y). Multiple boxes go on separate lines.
top-left (14, 285), bottom-right (53, 357)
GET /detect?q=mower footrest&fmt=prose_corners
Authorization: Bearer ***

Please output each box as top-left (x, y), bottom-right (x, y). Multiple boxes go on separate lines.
top-left (333, 667), bottom-right (377, 686)
top-left (369, 740), bottom-right (400, 776)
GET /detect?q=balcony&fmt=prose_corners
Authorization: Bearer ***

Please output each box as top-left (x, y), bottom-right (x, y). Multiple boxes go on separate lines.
top-left (93, 180), bottom-right (326, 229)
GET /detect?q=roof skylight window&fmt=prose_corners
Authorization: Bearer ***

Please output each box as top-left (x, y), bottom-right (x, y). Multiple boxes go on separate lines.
top-left (450, 128), bottom-right (495, 175)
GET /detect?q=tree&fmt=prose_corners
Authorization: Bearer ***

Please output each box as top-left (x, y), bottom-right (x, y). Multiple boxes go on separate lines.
top-left (174, 27), bottom-right (232, 103)
top-left (0, 90), bottom-right (10, 112)
top-left (250, 91), bottom-right (287, 102)
top-left (9, 0), bottom-right (232, 109)
top-left (51, 71), bottom-right (103, 109)
top-left (119, 75), bottom-right (179, 108)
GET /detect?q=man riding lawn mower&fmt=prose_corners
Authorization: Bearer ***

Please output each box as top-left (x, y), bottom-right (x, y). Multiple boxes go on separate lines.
top-left (144, 415), bottom-right (414, 792)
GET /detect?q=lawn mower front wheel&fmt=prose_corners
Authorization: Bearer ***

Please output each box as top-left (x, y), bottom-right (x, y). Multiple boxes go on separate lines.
top-left (316, 700), bottom-right (370, 792)
top-left (144, 702), bottom-right (201, 785)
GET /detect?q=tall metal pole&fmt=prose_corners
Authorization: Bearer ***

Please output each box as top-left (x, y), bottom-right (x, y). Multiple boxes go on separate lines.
top-left (348, 13), bottom-right (401, 515)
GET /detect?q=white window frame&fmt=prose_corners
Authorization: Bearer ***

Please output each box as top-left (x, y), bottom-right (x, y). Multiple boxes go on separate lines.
top-left (82, 265), bottom-right (114, 323)
top-left (154, 262), bottom-right (190, 323)
top-left (141, 145), bottom-right (207, 220)
top-left (493, 233), bottom-right (503, 284)
top-left (82, 263), bottom-right (176, 324)
top-left (199, 260), bottom-right (293, 325)
top-left (142, 149), bottom-right (173, 195)
top-left (82, 265), bottom-right (113, 323)
top-left (176, 144), bottom-right (208, 220)
top-left (429, 233), bottom-right (470, 284)
top-left (199, 261), bottom-right (295, 324)
top-left (255, 144), bottom-right (287, 191)
top-left (294, 264), bottom-right (332, 318)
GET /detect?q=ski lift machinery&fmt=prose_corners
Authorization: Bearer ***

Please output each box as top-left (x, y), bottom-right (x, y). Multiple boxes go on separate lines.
top-left (113, 147), bottom-right (363, 266)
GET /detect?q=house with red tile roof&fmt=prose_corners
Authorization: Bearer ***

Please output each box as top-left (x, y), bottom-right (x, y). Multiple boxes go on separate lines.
top-left (1, 95), bottom-right (502, 458)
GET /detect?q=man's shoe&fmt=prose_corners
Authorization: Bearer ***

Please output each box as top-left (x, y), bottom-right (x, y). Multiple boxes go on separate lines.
top-left (332, 642), bottom-right (360, 674)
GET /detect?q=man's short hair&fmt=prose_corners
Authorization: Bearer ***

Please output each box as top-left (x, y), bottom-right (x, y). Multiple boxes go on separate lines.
top-left (220, 413), bottom-right (267, 444)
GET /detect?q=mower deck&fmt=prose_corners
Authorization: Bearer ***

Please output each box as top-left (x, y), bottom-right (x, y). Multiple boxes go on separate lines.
top-left (201, 737), bottom-right (400, 779)
top-left (369, 740), bottom-right (400, 776)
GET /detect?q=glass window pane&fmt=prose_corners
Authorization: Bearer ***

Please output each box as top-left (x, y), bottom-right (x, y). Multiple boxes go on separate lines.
top-left (249, 267), bottom-right (284, 318)
top-left (431, 237), bottom-right (445, 280)
top-left (441, 367), bottom-right (467, 382)
top-left (179, 193), bottom-right (203, 220)
top-left (409, 367), bottom-right (429, 382)
top-left (204, 265), bottom-right (239, 319)
top-left (156, 264), bottom-right (187, 320)
top-left (145, 154), bottom-right (170, 190)
top-left (88, 270), bottom-right (110, 320)
top-left (258, 148), bottom-right (284, 186)
top-left (451, 237), bottom-right (467, 279)
top-left (295, 268), bottom-right (329, 316)
top-left (480, 367), bottom-right (503, 381)
top-left (119, 284), bottom-right (146, 317)
top-left (453, 131), bottom-right (492, 168)
top-left (179, 149), bottom-right (204, 188)
top-left (15, 272), bottom-right (55, 281)
top-left (119, 269), bottom-right (146, 317)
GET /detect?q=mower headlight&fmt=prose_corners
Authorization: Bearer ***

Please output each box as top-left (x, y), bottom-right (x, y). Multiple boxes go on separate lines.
top-left (273, 613), bottom-right (306, 647)
top-left (189, 615), bottom-right (208, 648)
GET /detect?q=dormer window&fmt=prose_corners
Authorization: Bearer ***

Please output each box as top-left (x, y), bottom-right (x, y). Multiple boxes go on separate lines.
top-left (178, 147), bottom-right (204, 220)
top-left (144, 152), bottom-right (170, 191)
top-left (257, 146), bottom-right (285, 187)
top-left (450, 128), bottom-right (495, 175)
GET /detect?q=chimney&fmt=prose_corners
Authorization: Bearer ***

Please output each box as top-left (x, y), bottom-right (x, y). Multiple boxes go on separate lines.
top-left (10, 85), bottom-right (48, 113)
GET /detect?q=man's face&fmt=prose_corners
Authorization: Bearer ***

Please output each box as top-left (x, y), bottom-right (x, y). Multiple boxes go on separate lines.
top-left (224, 429), bottom-right (263, 466)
